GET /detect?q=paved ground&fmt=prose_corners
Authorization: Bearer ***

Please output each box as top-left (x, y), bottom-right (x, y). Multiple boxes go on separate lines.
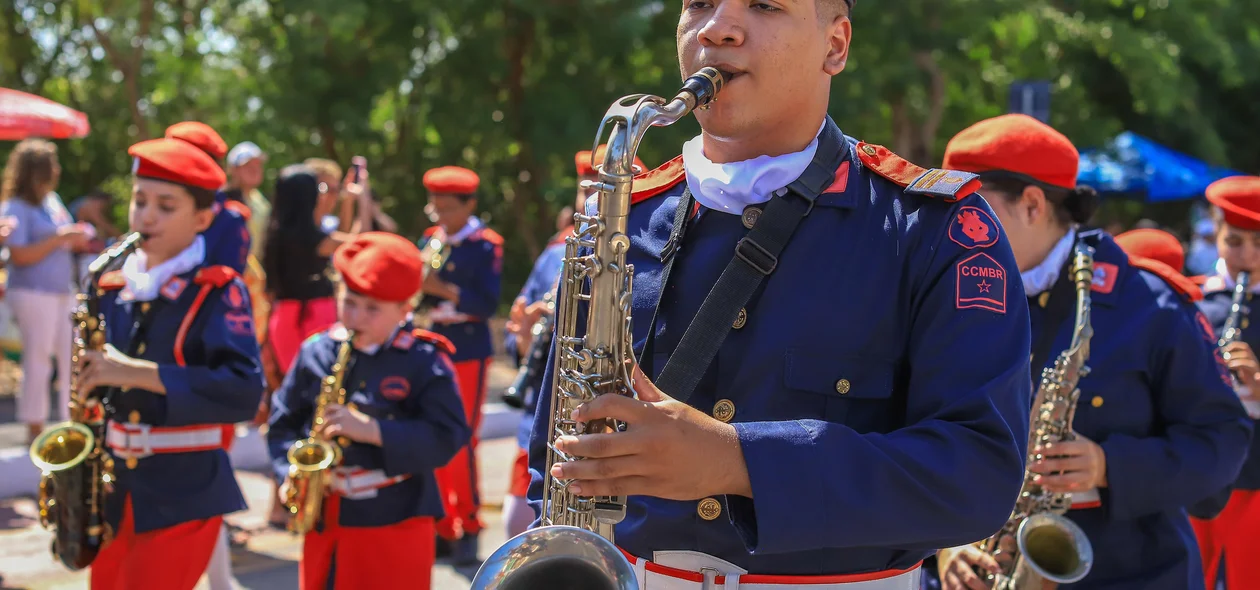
top-left (0, 355), bottom-right (526, 590)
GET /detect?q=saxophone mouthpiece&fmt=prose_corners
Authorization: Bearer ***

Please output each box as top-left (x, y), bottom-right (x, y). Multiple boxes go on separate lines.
top-left (681, 67), bottom-right (728, 110)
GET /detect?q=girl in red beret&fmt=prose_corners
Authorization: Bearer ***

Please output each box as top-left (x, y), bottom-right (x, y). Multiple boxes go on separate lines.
top-left (55, 138), bottom-right (266, 590)
top-left (934, 115), bottom-right (1250, 590)
top-left (1188, 175), bottom-right (1260, 590)
top-left (266, 231), bottom-right (470, 590)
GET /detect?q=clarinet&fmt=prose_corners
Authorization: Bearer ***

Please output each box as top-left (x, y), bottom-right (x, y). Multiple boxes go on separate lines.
top-left (1221, 272), bottom-right (1256, 417)
top-left (502, 290), bottom-right (555, 409)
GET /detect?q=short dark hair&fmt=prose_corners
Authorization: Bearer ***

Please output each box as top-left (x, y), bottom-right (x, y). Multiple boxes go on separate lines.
top-left (186, 185), bottom-right (216, 210)
top-left (980, 176), bottom-right (1100, 226)
top-left (818, 0), bottom-right (851, 20)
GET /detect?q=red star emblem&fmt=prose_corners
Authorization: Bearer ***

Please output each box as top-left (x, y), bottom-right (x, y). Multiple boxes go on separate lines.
top-left (978, 280), bottom-right (992, 293)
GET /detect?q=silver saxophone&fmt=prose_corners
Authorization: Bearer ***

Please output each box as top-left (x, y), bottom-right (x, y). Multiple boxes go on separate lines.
top-left (1220, 271), bottom-right (1255, 415)
top-left (977, 240), bottom-right (1096, 589)
top-left (471, 67), bottom-right (726, 590)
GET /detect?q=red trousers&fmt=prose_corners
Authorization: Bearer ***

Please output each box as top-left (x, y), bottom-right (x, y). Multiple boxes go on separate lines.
top-left (1193, 490), bottom-right (1260, 590)
top-left (91, 495), bottom-right (222, 590)
top-left (435, 358), bottom-right (489, 539)
top-left (301, 495), bottom-right (436, 590)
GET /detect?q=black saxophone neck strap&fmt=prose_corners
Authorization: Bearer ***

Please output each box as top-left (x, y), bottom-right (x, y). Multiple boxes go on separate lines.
top-left (646, 117), bottom-right (846, 405)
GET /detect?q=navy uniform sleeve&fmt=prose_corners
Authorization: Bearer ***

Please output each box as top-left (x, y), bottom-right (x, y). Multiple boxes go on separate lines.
top-left (526, 338), bottom-right (560, 521)
top-left (159, 277), bottom-right (265, 426)
top-left (454, 237), bottom-right (503, 319)
top-left (1100, 294), bottom-right (1252, 520)
top-left (204, 210), bottom-right (250, 274)
top-left (377, 347), bottom-right (471, 476)
top-left (726, 194), bottom-right (1032, 553)
top-left (506, 251), bottom-right (559, 363)
top-left (265, 346), bottom-right (317, 482)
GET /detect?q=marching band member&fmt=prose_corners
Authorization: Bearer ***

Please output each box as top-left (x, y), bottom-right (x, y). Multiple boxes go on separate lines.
top-left (266, 231), bottom-right (470, 590)
top-left (500, 146), bottom-right (644, 539)
top-left (1190, 176), bottom-right (1260, 590)
top-left (417, 165), bottom-right (503, 562)
top-left (934, 114), bottom-right (1251, 590)
top-left (164, 121), bottom-right (251, 274)
top-left (1115, 228), bottom-right (1189, 274)
top-left (527, 1), bottom-right (1036, 587)
top-left (76, 137), bottom-right (265, 590)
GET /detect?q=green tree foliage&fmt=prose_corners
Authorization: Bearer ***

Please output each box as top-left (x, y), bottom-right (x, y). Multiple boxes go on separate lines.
top-left (2, 0), bottom-right (1259, 304)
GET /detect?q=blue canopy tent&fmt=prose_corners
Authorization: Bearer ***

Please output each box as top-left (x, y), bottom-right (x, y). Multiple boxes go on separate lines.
top-left (1077, 132), bottom-right (1244, 202)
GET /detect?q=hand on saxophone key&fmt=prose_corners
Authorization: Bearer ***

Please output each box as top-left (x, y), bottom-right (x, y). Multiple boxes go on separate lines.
top-left (938, 544), bottom-right (1003, 590)
top-left (76, 343), bottom-right (162, 394)
top-left (549, 365), bottom-right (752, 501)
top-left (316, 403), bottom-right (382, 446)
top-left (1028, 436), bottom-right (1108, 492)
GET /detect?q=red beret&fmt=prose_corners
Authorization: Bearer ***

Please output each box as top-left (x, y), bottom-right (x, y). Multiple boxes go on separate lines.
top-left (576, 145), bottom-right (646, 177)
top-left (943, 114), bottom-right (1080, 190)
top-left (423, 166), bottom-right (480, 195)
top-left (1115, 228), bottom-right (1185, 271)
top-left (165, 121), bottom-right (228, 161)
top-left (128, 138), bottom-right (226, 191)
top-left (333, 232), bottom-right (424, 302)
top-left (1206, 176), bottom-right (1260, 231)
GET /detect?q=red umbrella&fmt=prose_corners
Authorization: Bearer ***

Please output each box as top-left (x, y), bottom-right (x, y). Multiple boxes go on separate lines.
top-left (0, 87), bottom-right (90, 141)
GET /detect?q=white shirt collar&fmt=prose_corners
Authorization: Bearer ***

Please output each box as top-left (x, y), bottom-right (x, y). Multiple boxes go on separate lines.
top-left (120, 236), bottom-right (206, 301)
top-left (443, 216), bottom-right (482, 245)
top-left (682, 120), bottom-right (825, 215)
top-left (1021, 228), bottom-right (1076, 297)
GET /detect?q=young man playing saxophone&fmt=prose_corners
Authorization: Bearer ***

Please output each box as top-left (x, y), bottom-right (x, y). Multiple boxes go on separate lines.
top-left (524, 1), bottom-right (1034, 587)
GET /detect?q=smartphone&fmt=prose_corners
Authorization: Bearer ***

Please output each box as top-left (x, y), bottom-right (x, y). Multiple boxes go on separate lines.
top-left (350, 156), bottom-right (367, 183)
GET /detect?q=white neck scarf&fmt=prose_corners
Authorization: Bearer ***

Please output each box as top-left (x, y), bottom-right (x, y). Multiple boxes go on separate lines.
top-left (121, 236), bottom-right (206, 301)
top-left (443, 216), bottom-right (483, 245)
top-left (682, 120), bottom-right (825, 215)
top-left (1022, 229), bottom-right (1076, 297)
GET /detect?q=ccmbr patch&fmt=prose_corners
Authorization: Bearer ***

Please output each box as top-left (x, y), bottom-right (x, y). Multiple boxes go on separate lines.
top-left (956, 252), bottom-right (1007, 314)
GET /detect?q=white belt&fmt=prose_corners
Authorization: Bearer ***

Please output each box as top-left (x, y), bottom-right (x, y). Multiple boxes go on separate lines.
top-left (622, 550), bottom-right (922, 590)
top-left (330, 467), bottom-right (408, 500)
top-left (1070, 488), bottom-right (1101, 509)
top-left (105, 421), bottom-right (229, 461)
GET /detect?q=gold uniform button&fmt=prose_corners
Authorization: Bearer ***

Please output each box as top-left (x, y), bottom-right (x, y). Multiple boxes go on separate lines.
top-left (125, 457), bottom-right (138, 469)
top-left (128, 410), bottom-right (141, 423)
top-left (446, 262), bottom-right (456, 271)
top-left (835, 379), bottom-right (851, 395)
top-left (136, 343), bottom-right (146, 355)
top-left (1038, 292), bottom-right (1051, 308)
top-left (713, 399), bottom-right (736, 423)
top-left (733, 308), bottom-right (747, 329)
top-left (862, 145), bottom-right (878, 156)
top-left (139, 302), bottom-right (151, 314)
top-left (697, 497), bottom-right (722, 521)
top-left (1091, 396), bottom-right (1104, 408)
top-left (741, 206), bottom-right (762, 229)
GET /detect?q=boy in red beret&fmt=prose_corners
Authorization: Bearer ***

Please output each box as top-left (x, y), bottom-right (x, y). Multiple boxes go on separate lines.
top-left (1190, 175), bottom-right (1260, 590)
top-left (266, 232), bottom-right (469, 590)
top-left (416, 164), bottom-right (502, 562)
top-left (65, 138), bottom-right (265, 590)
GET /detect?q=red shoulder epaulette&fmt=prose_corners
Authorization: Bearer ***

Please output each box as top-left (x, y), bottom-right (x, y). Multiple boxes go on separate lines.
top-left (477, 227), bottom-right (504, 246)
top-left (1130, 255), bottom-right (1204, 302)
top-left (423, 226), bottom-right (439, 239)
top-left (855, 142), bottom-right (982, 202)
top-left (222, 199), bottom-right (251, 221)
top-left (630, 155), bottom-right (685, 206)
top-left (412, 328), bottom-right (456, 356)
top-left (194, 265), bottom-right (240, 288)
top-left (98, 270), bottom-right (126, 291)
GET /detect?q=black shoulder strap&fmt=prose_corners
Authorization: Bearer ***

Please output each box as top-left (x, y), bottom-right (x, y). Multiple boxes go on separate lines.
top-left (651, 118), bottom-right (847, 404)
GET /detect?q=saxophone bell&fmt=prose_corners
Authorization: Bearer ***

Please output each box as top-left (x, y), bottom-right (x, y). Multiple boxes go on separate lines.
top-left (1006, 512), bottom-right (1094, 587)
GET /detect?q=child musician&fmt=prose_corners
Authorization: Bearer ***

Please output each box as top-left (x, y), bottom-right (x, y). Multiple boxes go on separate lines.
top-left (266, 231), bottom-right (471, 590)
top-left (73, 138), bottom-right (266, 590)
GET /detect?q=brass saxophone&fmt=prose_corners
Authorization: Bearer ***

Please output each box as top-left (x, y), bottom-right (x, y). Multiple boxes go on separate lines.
top-left (415, 234), bottom-right (452, 329)
top-left (471, 67), bottom-right (726, 590)
top-left (282, 332), bottom-right (354, 535)
top-left (977, 240), bottom-right (1096, 589)
top-left (29, 232), bottom-right (143, 570)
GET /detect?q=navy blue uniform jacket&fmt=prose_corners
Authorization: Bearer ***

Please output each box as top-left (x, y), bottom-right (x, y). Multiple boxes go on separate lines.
top-left (266, 323), bottom-right (471, 527)
top-left (201, 192), bottom-right (250, 273)
top-left (527, 117), bottom-right (1034, 576)
top-left (1034, 233), bottom-right (1250, 590)
top-left (98, 265), bottom-right (265, 533)
top-left (419, 224), bottom-right (503, 363)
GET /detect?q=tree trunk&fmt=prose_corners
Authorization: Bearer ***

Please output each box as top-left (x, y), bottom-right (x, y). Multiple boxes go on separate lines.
top-left (503, 7), bottom-right (543, 260)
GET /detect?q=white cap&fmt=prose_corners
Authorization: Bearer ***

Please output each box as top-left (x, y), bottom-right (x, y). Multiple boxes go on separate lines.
top-left (227, 141), bottom-right (266, 168)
